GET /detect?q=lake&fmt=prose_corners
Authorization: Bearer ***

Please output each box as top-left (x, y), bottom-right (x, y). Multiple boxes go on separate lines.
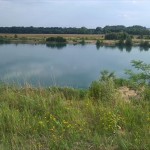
top-left (0, 44), bottom-right (150, 88)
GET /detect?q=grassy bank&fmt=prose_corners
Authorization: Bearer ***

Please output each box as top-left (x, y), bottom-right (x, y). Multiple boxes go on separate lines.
top-left (1, 33), bottom-right (150, 46)
top-left (0, 80), bottom-right (150, 150)
top-left (0, 34), bottom-right (103, 45)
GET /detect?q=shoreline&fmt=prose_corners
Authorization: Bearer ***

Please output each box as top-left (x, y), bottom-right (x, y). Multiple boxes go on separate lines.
top-left (0, 33), bottom-right (149, 46)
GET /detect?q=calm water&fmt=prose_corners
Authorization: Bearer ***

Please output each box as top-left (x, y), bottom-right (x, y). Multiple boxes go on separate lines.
top-left (0, 44), bottom-right (150, 88)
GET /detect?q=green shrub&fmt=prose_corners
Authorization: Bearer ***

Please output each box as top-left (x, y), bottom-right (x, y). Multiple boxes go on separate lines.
top-left (117, 39), bottom-right (124, 46)
top-left (46, 36), bottom-right (66, 43)
top-left (142, 86), bottom-right (150, 101)
top-left (89, 79), bottom-right (115, 102)
top-left (0, 37), bottom-right (10, 43)
top-left (96, 39), bottom-right (103, 49)
top-left (125, 37), bottom-right (132, 46)
top-left (49, 87), bottom-right (87, 100)
top-left (80, 38), bottom-right (85, 45)
top-left (0, 84), bottom-right (150, 149)
top-left (105, 32), bottom-right (128, 40)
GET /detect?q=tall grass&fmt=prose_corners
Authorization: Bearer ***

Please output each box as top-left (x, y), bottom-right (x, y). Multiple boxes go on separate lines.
top-left (0, 83), bottom-right (149, 150)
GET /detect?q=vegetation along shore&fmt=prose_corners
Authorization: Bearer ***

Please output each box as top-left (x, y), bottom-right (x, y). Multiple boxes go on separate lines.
top-left (0, 25), bottom-right (150, 47)
top-left (0, 25), bottom-right (150, 149)
top-left (0, 60), bottom-right (150, 149)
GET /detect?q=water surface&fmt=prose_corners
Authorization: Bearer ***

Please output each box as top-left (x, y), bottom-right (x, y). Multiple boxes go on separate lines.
top-left (0, 44), bottom-right (150, 88)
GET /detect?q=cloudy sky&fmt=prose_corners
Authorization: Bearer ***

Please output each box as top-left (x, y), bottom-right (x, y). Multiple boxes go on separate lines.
top-left (0, 0), bottom-right (149, 28)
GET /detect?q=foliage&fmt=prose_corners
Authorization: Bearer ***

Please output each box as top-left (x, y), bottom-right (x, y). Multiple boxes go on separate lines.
top-left (100, 70), bottom-right (116, 81)
top-left (0, 25), bottom-right (149, 35)
top-left (126, 60), bottom-right (150, 85)
top-left (0, 84), bottom-right (149, 149)
top-left (117, 39), bottom-right (124, 46)
top-left (96, 39), bottom-right (101, 46)
top-left (96, 39), bottom-right (103, 49)
top-left (46, 36), bottom-right (66, 43)
top-left (0, 36), bottom-right (10, 43)
top-left (103, 25), bottom-right (126, 33)
top-left (95, 27), bottom-right (102, 34)
top-left (126, 25), bottom-right (149, 35)
top-left (80, 38), bottom-right (85, 45)
top-left (89, 79), bottom-right (115, 101)
top-left (105, 32), bottom-right (129, 40)
top-left (142, 86), bottom-right (150, 101)
top-left (125, 36), bottom-right (132, 46)
top-left (0, 61), bottom-right (150, 149)
top-left (49, 87), bottom-right (87, 100)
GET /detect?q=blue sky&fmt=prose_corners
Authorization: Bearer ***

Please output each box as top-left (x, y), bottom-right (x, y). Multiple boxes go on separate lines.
top-left (0, 0), bottom-right (149, 28)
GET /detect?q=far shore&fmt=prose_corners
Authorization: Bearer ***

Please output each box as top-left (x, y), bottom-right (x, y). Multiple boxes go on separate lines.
top-left (0, 33), bottom-right (150, 46)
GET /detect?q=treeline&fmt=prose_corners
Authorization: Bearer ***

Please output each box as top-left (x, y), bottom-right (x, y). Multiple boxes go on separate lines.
top-left (0, 25), bottom-right (149, 35)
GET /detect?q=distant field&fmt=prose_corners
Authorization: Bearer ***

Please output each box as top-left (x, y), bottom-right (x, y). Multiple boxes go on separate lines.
top-left (0, 33), bottom-right (106, 44)
top-left (0, 34), bottom-right (104, 39)
top-left (0, 33), bottom-right (150, 46)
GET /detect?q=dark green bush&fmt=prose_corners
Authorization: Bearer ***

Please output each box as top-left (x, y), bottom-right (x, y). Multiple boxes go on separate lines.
top-left (46, 36), bottom-right (66, 43)
top-left (89, 79), bottom-right (115, 102)
top-left (80, 39), bottom-right (85, 45)
top-left (105, 32), bottom-right (128, 40)
top-left (0, 37), bottom-right (10, 43)
top-left (142, 86), bottom-right (150, 101)
top-left (125, 37), bottom-right (132, 46)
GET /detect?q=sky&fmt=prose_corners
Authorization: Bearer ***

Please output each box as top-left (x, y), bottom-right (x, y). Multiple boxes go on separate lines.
top-left (0, 0), bottom-right (150, 28)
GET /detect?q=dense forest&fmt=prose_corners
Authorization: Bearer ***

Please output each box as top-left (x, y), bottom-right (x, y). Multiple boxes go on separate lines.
top-left (0, 25), bottom-right (149, 35)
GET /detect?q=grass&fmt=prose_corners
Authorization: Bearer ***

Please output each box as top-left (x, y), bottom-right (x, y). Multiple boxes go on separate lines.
top-left (0, 82), bottom-right (150, 150)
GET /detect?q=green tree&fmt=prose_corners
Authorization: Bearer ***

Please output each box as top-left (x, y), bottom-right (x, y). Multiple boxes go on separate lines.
top-left (125, 36), bottom-right (132, 46)
top-left (125, 60), bottom-right (150, 85)
top-left (80, 39), bottom-right (85, 45)
top-left (96, 39), bottom-right (103, 49)
top-left (46, 36), bottom-right (66, 43)
top-left (100, 70), bottom-right (115, 81)
top-left (117, 39), bottom-right (124, 46)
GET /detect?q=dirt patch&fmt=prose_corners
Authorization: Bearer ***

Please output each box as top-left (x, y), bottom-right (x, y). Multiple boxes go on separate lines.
top-left (118, 86), bottom-right (137, 101)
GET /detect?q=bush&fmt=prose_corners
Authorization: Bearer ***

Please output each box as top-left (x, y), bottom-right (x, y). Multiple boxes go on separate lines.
top-left (105, 32), bottom-right (128, 40)
top-left (0, 37), bottom-right (10, 43)
top-left (49, 87), bottom-right (87, 100)
top-left (96, 39), bottom-right (103, 46)
top-left (89, 79), bottom-right (115, 102)
top-left (105, 33), bottom-right (118, 40)
top-left (142, 86), bottom-right (150, 101)
top-left (80, 39), bottom-right (85, 45)
top-left (46, 36), bottom-right (66, 43)
top-left (96, 40), bottom-right (103, 49)
top-left (117, 39), bottom-right (124, 46)
top-left (125, 37), bottom-right (132, 46)
top-left (125, 60), bottom-right (150, 86)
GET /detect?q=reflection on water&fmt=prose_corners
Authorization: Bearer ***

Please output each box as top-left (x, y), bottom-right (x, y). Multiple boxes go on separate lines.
top-left (96, 44), bottom-right (103, 50)
top-left (96, 45), bottom-right (135, 52)
top-left (46, 43), bottom-right (67, 49)
top-left (117, 45), bottom-right (132, 52)
top-left (0, 44), bottom-right (150, 88)
top-left (139, 46), bottom-right (150, 51)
